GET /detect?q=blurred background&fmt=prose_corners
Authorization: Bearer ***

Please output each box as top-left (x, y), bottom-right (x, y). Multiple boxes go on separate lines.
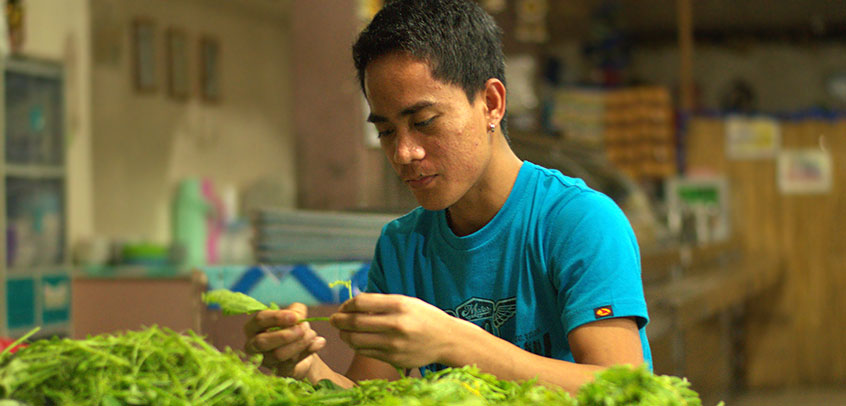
top-left (0, 0), bottom-right (844, 404)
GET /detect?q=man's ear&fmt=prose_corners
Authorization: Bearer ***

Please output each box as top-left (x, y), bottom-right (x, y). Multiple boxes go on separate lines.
top-left (482, 78), bottom-right (506, 125)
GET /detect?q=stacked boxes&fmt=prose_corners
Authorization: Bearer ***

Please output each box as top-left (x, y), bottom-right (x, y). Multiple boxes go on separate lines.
top-left (551, 89), bottom-right (606, 147)
top-left (552, 86), bottom-right (677, 180)
top-left (605, 87), bottom-right (676, 179)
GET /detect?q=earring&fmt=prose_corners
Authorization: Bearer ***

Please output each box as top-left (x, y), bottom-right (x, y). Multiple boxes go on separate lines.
top-left (488, 122), bottom-right (496, 133)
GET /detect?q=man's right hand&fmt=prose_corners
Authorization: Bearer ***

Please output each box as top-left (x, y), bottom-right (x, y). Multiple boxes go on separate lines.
top-left (243, 302), bottom-right (327, 379)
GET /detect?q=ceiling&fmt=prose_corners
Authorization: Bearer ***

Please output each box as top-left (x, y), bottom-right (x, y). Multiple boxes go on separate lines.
top-left (542, 0), bottom-right (846, 43)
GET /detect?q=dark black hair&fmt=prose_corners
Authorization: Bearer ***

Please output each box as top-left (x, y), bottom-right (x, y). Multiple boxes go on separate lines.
top-left (352, 0), bottom-right (508, 136)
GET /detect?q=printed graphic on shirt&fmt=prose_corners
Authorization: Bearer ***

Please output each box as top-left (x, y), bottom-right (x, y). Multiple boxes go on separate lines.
top-left (522, 332), bottom-right (553, 358)
top-left (424, 297), bottom-right (521, 376)
top-left (594, 305), bottom-right (614, 319)
top-left (444, 297), bottom-right (517, 337)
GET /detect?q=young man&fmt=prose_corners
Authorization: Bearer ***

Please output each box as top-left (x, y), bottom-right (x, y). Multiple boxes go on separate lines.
top-left (243, 0), bottom-right (651, 393)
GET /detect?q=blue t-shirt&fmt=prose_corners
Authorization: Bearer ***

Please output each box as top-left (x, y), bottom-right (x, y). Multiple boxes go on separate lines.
top-left (366, 161), bottom-right (652, 374)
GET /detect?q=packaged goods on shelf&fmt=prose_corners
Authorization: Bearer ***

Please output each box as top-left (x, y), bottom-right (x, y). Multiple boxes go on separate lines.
top-left (551, 86), bottom-right (676, 180)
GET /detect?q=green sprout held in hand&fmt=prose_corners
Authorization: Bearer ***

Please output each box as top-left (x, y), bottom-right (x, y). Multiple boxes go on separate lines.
top-left (201, 289), bottom-right (279, 315)
top-left (202, 279), bottom-right (355, 323)
top-left (329, 279), bottom-right (354, 300)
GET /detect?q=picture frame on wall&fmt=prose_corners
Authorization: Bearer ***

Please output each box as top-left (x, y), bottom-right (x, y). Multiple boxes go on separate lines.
top-left (199, 36), bottom-right (220, 102)
top-left (132, 18), bottom-right (157, 92)
top-left (166, 28), bottom-right (189, 100)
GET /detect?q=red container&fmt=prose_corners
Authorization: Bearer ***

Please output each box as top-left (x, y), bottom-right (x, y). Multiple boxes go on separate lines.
top-left (0, 337), bottom-right (28, 354)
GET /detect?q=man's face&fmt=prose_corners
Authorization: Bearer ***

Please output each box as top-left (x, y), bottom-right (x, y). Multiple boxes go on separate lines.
top-left (364, 52), bottom-right (492, 211)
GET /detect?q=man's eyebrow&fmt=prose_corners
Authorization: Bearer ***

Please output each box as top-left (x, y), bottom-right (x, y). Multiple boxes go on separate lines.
top-left (400, 101), bottom-right (436, 116)
top-left (367, 101), bottom-right (436, 123)
top-left (366, 113), bottom-right (387, 123)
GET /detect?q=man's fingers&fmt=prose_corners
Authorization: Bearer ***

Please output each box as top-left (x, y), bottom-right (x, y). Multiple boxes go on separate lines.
top-left (308, 336), bottom-right (327, 353)
top-left (332, 294), bottom-right (414, 332)
top-left (270, 328), bottom-right (319, 362)
top-left (288, 336), bottom-right (326, 366)
top-left (338, 293), bottom-right (405, 314)
top-left (331, 311), bottom-right (397, 333)
top-left (250, 324), bottom-right (312, 353)
top-left (244, 308), bottom-right (303, 336)
top-left (285, 302), bottom-right (308, 319)
top-left (339, 330), bottom-right (396, 351)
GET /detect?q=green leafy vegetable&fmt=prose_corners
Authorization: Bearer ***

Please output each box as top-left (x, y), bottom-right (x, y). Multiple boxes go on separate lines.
top-left (10, 285), bottom-right (718, 405)
top-left (579, 364), bottom-right (724, 406)
top-left (0, 326), bottom-right (312, 405)
top-left (201, 290), bottom-right (278, 315)
top-left (0, 326), bottom-right (720, 406)
top-left (203, 280), bottom-right (353, 323)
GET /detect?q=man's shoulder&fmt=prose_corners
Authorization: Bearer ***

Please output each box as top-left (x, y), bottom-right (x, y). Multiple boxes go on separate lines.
top-left (523, 161), bottom-right (612, 209)
top-left (520, 162), bottom-right (629, 243)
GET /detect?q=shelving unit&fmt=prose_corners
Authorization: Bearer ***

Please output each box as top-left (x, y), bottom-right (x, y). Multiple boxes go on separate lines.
top-left (0, 57), bottom-right (71, 339)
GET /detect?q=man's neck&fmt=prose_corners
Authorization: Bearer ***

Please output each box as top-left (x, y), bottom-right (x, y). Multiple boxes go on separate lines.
top-left (446, 143), bottom-right (522, 237)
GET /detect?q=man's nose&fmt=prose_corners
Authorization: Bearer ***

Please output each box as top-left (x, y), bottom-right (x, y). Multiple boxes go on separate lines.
top-left (393, 132), bottom-right (425, 164)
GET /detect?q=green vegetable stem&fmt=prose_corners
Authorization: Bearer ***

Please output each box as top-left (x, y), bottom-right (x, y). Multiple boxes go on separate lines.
top-left (299, 316), bottom-right (331, 323)
top-left (297, 280), bottom-right (354, 324)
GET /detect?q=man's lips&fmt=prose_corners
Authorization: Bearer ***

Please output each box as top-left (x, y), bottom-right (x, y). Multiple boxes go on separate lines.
top-left (405, 174), bottom-right (436, 188)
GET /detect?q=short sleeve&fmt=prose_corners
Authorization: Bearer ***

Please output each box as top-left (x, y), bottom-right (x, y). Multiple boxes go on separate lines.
top-left (548, 191), bottom-right (648, 335)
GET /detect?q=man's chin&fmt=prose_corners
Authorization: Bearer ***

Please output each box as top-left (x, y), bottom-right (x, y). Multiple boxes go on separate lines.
top-left (411, 190), bottom-right (451, 211)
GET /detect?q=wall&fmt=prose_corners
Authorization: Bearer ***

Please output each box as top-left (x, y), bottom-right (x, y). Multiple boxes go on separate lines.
top-left (16, 0), bottom-right (92, 248)
top-left (630, 43), bottom-right (846, 112)
top-left (90, 0), bottom-right (295, 243)
top-left (685, 117), bottom-right (846, 387)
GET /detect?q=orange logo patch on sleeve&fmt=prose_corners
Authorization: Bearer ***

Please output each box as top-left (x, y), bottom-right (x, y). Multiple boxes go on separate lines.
top-left (594, 306), bottom-right (614, 319)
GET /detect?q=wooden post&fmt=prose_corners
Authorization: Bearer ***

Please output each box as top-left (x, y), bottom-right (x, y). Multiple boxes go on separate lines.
top-left (677, 0), bottom-right (694, 112)
top-left (291, 0), bottom-right (365, 210)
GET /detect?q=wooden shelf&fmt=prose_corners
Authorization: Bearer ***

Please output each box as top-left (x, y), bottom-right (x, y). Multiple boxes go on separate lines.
top-left (646, 254), bottom-right (783, 332)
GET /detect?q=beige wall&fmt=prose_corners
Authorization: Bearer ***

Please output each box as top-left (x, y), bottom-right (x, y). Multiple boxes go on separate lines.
top-left (90, 0), bottom-right (295, 243)
top-left (18, 0), bottom-right (93, 247)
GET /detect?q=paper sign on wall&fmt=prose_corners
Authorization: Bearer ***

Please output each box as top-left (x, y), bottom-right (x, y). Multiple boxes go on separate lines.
top-left (777, 149), bottom-right (832, 194)
top-left (726, 115), bottom-right (781, 159)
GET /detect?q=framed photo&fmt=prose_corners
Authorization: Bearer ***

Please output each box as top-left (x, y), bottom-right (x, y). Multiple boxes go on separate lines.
top-left (166, 28), bottom-right (189, 99)
top-left (777, 149), bottom-right (832, 194)
top-left (132, 18), bottom-right (157, 92)
top-left (199, 36), bottom-right (220, 102)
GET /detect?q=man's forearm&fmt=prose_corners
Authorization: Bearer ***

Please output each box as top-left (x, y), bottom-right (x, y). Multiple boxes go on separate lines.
top-left (439, 319), bottom-right (603, 393)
